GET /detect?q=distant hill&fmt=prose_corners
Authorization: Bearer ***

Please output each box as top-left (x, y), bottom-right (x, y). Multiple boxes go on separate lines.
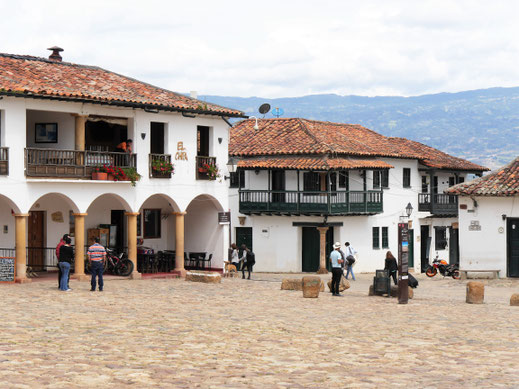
top-left (201, 87), bottom-right (519, 170)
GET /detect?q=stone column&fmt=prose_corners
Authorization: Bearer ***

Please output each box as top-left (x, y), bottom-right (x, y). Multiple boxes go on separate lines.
top-left (316, 226), bottom-right (329, 274)
top-left (14, 213), bottom-right (30, 283)
top-left (173, 212), bottom-right (187, 277)
top-left (72, 213), bottom-right (89, 281)
top-left (74, 114), bottom-right (87, 165)
top-left (126, 212), bottom-right (141, 279)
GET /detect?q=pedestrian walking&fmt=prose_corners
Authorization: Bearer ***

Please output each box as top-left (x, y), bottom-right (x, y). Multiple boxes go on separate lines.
top-left (230, 243), bottom-right (240, 269)
top-left (55, 234), bottom-right (69, 289)
top-left (344, 242), bottom-right (357, 281)
top-left (87, 237), bottom-right (106, 291)
top-left (330, 242), bottom-right (344, 296)
top-left (58, 236), bottom-right (74, 291)
top-left (384, 251), bottom-right (398, 285)
top-left (240, 244), bottom-right (255, 279)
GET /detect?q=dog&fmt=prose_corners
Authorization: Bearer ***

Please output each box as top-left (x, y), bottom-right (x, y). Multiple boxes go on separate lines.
top-left (223, 261), bottom-right (238, 278)
top-left (26, 266), bottom-right (39, 278)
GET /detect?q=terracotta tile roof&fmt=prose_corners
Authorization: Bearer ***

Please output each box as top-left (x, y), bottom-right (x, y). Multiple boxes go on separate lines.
top-left (0, 53), bottom-right (244, 117)
top-left (230, 118), bottom-right (487, 172)
top-left (446, 156), bottom-right (519, 196)
top-left (237, 156), bottom-right (394, 170)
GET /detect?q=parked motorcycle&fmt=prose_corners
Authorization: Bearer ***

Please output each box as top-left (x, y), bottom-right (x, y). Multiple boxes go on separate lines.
top-left (425, 255), bottom-right (460, 279)
top-left (84, 248), bottom-right (134, 276)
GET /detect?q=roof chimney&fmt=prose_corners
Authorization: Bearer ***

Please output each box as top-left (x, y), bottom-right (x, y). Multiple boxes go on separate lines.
top-left (47, 46), bottom-right (64, 62)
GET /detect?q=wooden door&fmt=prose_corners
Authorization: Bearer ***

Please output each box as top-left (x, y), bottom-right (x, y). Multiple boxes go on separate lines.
top-left (197, 126), bottom-right (209, 156)
top-left (449, 227), bottom-right (459, 265)
top-left (271, 170), bottom-right (285, 203)
top-left (420, 225), bottom-right (430, 272)
top-left (150, 122), bottom-right (165, 154)
top-left (236, 227), bottom-right (253, 252)
top-left (507, 218), bottom-right (519, 277)
top-left (302, 227), bottom-right (319, 272)
top-left (28, 211), bottom-right (45, 271)
top-left (408, 229), bottom-right (414, 268)
top-left (302, 227), bottom-right (333, 272)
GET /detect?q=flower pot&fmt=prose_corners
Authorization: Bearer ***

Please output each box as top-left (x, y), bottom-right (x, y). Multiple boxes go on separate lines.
top-left (107, 174), bottom-right (115, 181)
top-left (92, 172), bottom-right (108, 180)
top-left (198, 167), bottom-right (207, 173)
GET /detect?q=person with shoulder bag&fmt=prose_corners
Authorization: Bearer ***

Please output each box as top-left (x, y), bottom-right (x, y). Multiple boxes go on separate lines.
top-left (240, 244), bottom-right (255, 280)
top-left (344, 242), bottom-right (357, 281)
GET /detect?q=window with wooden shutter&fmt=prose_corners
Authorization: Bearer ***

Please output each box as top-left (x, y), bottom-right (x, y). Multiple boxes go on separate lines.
top-left (372, 227), bottom-right (380, 249)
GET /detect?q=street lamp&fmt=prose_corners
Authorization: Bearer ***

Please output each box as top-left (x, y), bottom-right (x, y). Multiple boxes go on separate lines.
top-left (405, 202), bottom-right (413, 218)
top-left (249, 116), bottom-right (259, 130)
top-left (224, 157), bottom-right (238, 180)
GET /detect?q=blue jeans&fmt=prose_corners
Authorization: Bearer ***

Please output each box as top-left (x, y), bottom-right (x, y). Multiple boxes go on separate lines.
top-left (345, 265), bottom-right (355, 281)
top-left (59, 262), bottom-right (70, 291)
top-left (90, 261), bottom-right (104, 291)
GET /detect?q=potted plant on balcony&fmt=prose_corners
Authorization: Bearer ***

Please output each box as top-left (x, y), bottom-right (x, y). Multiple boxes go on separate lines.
top-left (204, 163), bottom-right (221, 181)
top-left (122, 167), bottom-right (141, 186)
top-left (151, 159), bottom-right (174, 177)
top-left (92, 165), bottom-right (108, 180)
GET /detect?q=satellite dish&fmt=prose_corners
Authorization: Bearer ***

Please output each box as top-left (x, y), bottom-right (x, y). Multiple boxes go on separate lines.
top-left (258, 103), bottom-right (271, 115)
top-left (272, 107), bottom-right (284, 118)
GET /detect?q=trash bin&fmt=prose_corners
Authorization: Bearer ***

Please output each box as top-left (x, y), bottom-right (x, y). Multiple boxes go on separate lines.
top-left (373, 269), bottom-right (390, 296)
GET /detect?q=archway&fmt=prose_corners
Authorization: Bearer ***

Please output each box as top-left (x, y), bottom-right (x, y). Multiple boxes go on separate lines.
top-left (0, 194), bottom-right (21, 258)
top-left (185, 194), bottom-right (226, 270)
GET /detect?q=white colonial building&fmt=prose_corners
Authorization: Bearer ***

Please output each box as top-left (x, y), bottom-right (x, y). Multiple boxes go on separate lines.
top-left (447, 156), bottom-right (519, 278)
top-left (0, 48), bottom-right (244, 282)
top-left (228, 118), bottom-right (487, 273)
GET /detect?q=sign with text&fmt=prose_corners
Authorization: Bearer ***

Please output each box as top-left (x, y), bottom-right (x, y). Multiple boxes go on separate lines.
top-left (218, 212), bottom-right (231, 225)
top-left (175, 142), bottom-right (188, 161)
top-left (397, 222), bottom-right (409, 304)
top-left (0, 257), bottom-right (15, 282)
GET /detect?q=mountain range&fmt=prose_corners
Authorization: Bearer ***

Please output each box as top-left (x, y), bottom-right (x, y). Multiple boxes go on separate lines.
top-left (201, 87), bottom-right (519, 170)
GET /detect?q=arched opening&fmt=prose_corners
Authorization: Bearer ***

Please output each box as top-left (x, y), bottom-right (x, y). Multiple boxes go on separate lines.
top-left (136, 194), bottom-right (180, 274)
top-left (86, 193), bottom-right (131, 251)
top-left (25, 193), bottom-right (80, 271)
top-left (185, 194), bottom-right (226, 270)
top-left (0, 194), bottom-right (21, 259)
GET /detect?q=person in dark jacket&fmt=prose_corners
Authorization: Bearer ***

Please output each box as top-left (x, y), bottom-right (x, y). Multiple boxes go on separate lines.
top-left (58, 237), bottom-right (74, 291)
top-left (384, 251), bottom-right (398, 285)
top-left (55, 234), bottom-right (69, 289)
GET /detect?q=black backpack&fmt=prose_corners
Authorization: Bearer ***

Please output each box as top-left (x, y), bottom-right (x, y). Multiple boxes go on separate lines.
top-left (246, 251), bottom-right (256, 265)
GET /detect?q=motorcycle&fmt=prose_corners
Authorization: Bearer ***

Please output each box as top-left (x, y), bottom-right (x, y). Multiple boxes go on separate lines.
top-left (85, 248), bottom-right (134, 276)
top-left (425, 255), bottom-right (460, 279)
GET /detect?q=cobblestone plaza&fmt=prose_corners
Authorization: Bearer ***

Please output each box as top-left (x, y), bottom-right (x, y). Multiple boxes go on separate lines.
top-left (1, 273), bottom-right (518, 388)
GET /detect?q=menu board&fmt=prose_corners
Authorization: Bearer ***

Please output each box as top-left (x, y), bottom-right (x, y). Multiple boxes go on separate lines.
top-left (0, 257), bottom-right (15, 282)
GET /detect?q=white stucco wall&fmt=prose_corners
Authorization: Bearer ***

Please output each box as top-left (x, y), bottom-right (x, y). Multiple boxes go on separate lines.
top-left (458, 196), bottom-right (519, 276)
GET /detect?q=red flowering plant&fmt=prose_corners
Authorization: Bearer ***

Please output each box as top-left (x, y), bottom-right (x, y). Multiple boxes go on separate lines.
top-left (94, 164), bottom-right (108, 173)
top-left (204, 163), bottom-right (221, 181)
top-left (151, 159), bottom-right (175, 174)
top-left (104, 165), bottom-right (127, 181)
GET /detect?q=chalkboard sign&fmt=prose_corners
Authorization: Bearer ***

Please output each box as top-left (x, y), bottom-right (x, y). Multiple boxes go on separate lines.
top-left (0, 257), bottom-right (15, 282)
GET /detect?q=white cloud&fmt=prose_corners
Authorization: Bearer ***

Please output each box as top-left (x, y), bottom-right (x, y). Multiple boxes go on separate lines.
top-left (1, 0), bottom-right (519, 97)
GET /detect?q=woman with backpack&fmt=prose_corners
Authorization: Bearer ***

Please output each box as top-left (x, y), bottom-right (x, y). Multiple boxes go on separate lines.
top-left (240, 244), bottom-right (255, 280)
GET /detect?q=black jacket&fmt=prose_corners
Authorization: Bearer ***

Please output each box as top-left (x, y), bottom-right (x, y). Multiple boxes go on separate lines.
top-left (59, 245), bottom-right (74, 264)
top-left (385, 257), bottom-right (397, 272)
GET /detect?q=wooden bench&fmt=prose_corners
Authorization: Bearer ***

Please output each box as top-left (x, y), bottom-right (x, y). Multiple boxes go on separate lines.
top-left (460, 269), bottom-right (500, 280)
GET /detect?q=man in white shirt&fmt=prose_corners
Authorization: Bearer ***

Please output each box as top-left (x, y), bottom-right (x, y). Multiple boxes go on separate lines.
top-left (344, 242), bottom-right (357, 281)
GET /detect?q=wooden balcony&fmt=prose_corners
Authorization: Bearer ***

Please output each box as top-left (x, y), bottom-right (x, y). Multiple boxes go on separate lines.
top-left (418, 193), bottom-right (458, 215)
top-left (239, 190), bottom-right (383, 215)
top-left (196, 156), bottom-right (217, 180)
top-left (0, 147), bottom-right (8, 175)
top-left (25, 148), bottom-right (136, 178)
top-left (149, 154), bottom-right (172, 178)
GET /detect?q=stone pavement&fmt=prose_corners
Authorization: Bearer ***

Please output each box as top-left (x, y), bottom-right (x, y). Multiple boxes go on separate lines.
top-left (1, 272), bottom-right (519, 388)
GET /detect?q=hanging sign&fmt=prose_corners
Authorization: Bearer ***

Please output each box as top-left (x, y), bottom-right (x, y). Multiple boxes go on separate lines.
top-left (218, 212), bottom-right (231, 225)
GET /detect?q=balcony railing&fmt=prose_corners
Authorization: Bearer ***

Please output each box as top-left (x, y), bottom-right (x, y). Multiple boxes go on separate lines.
top-left (25, 148), bottom-right (136, 178)
top-left (239, 190), bottom-right (383, 215)
top-left (196, 155), bottom-right (217, 180)
top-left (418, 193), bottom-right (458, 215)
top-left (149, 154), bottom-right (173, 178)
top-left (0, 147), bottom-right (8, 175)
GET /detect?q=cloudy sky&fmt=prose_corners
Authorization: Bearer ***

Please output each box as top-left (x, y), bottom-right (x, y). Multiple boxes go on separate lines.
top-left (1, 0), bottom-right (518, 98)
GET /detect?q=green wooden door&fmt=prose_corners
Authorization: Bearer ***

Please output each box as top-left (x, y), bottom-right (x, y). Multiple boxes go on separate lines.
top-left (236, 227), bottom-right (253, 251)
top-left (302, 227), bottom-right (334, 272)
top-left (302, 227), bottom-right (319, 272)
top-left (508, 219), bottom-right (519, 277)
top-left (408, 229), bottom-right (414, 268)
